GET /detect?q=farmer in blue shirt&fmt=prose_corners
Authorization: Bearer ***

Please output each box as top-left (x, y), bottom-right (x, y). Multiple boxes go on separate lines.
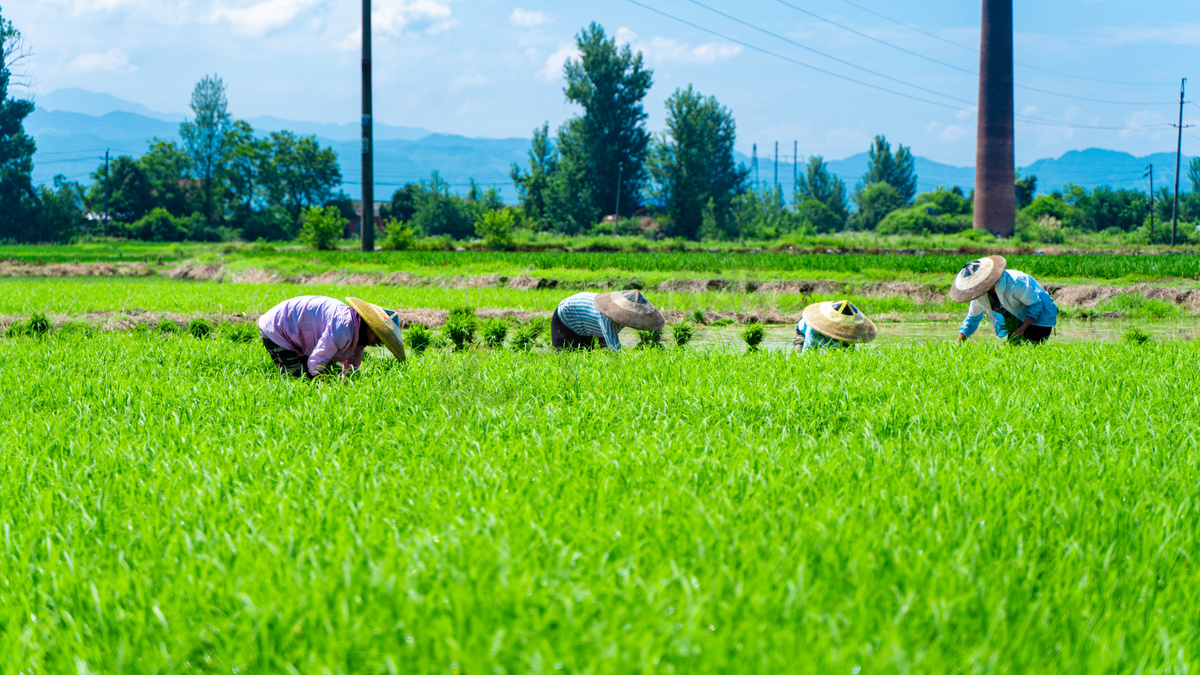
top-left (794, 300), bottom-right (877, 353)
top-left (951, 255), bottom-right (1058, 344)
top-left (551, 290), bottom-right (665, 351)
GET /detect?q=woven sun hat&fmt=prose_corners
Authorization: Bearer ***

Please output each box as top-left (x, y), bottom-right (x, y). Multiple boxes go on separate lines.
top-left (801, 300), bottom-right (877, 344)
top-left (593, 289), bottom-right (666, 331)
top-left (949, 255), bottom-right (1007, 302)
top-left (345, 297), bottom-right (407, 362)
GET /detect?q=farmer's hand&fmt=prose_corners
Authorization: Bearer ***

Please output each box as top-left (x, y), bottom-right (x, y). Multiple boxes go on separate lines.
top-left (1011, 317), bottom-right (1034, 338)
top-left (958, 333), bottom-right (969, 342)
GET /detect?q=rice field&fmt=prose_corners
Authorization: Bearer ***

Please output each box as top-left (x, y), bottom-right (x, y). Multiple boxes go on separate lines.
top-left (2, 331), bottom-right (1200, 672)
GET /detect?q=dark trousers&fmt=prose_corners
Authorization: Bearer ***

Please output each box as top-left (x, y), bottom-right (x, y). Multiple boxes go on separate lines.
top-left (1024, 325), bottom-right (1053, 344)
top-left (261, 334), bottom-right (309, 377)
top-left (550, 311), bottom-right (606, 350)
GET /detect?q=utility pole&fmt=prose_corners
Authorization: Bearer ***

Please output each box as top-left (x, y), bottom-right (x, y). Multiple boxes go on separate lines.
top-left (793, 140), bottom-right (799, 205)
top-left (361, 0), bottom-right (375, 252)
top-left (752, 144), bottom-right (759, 192)
top-left (102, 149), bottom-right (110, 237)
top-left (1171, 78), bottom-right (1187, 248)
top-left (774, 141), bottom-right (779, 198)
top-left (1144, 164), bottom-right (1154, 245)
top-left (614, 162), bottom-right (623, 217)
top-left (973, 0), bottom-right (1015, 237)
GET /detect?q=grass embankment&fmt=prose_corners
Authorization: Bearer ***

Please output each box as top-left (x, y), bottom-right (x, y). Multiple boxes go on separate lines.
top-left (1, 335), bottom-right (1199, 671)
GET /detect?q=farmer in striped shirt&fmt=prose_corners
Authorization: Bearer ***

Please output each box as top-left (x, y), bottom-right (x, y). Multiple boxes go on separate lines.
top-left (552, 290), bottom-right (665, 351)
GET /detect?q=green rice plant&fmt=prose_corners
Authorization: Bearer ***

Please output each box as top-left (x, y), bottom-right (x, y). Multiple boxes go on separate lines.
top-left (56, 321), bottom-right (98, 337)
top-left (740, 322), bottom-right (766, 350)
top-left (689, 308), bottom-right (708, 325)
top-left (405, 322), bottom-right (434, 353)
top-left (156, 318), bottom-right (180, 334)
top-left (481, 317), bottom-right (509, 348)
top-left (671, 320), bottom-right (695, 347)
top-left (442, 307), bottom-right (478, 351)
top-left (1122, 327), bottom-right (1153, 344)
top-left (710, 317), bottom-right (736, 327)
top-left (635, 328), bottom-right (664, 349)
top-left (6, 311), bottom-right (52, 338)
top-left (510, 322), bottom-right (541, 351)
top-left (429, 332), bottom-right (452, 350)
top-left (217, 321), bottom-right (259, 344)
top-left (1097, 293), bottom-right (1182, 319)
top-left (187, 317), bottom-right (213, 339)
top-left (525, 315), bottom-right (550, 337)
top-left (1003, 315), bottom-right (1029, 346)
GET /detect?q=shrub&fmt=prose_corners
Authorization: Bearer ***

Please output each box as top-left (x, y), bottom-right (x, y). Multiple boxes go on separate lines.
top-left (405, 323), bottom-right (433, 353)
top-left (187, 318), bottom-right (213, 339)
top-left (298, 205), bottom-right (347, 251)
top-left (1122, 328), bottom-right (1153, 345)
top-left (636, 328), bottom-right (664, 349)
top-left (671, 321), bottom-right (695, 347)
top-left (475, 209), bottom-right (515, 251)
top-left (689, 309), bottom-right (707, 325)
top-left (381, 218), bottom-right (417, 251)
top-left (442, 308), bottom-right (478, 350)
top-left (740, 323), bottom-right (766, 351)
top-left (156, 318), bottom-right (180, 334)
top-left (481, 318), bottom-right (509, 348)
top-left (129, 208), bottom-right (195, 242)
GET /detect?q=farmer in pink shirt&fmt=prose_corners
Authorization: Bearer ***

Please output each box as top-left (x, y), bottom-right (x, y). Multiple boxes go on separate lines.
top-left (257, 295), bottom-right (406, 378)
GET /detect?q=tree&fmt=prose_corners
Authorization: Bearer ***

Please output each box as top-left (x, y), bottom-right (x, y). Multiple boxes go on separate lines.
top-left (475, 208), bottom-right (515, 250)
top-left (297, 205), bottom-right (347, 250)
top-left (0, 12), bottom-right (35, 242)
top-left (796, 156), bottom-right (848, 224)
top-left (1015, 173), bottom-right (1037, 209)
top-left (87, 156), bottom-right (154, 224)
top-left (385, 182), bottom-right (423, 223)
top-left (510, 122), bottom-right (558, 229)
top-left (32, 176), bottom-right (85, 243)
top-left (140, 139), bottom-right (199, 217)
top-left (861, 135), bottom-right (917, 203)
top-left (851, 182), bottom-right (905, 230)
top-left (264, 131), bottom-right (342, 235)
top-left (180, 75), bottom-right (232, 224)
top-left (559, 23), bottom-right (653, 219)
top-left (646, 86), bottom-right (748, 240)
top-left (411, 171), bottom-right (474, 239)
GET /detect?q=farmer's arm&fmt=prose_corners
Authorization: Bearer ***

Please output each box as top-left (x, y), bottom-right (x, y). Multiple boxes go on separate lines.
top-left (343, 349), bottom-right (364, 376)
top-left (1008, 275), bottom-right (1045, 326)
top-left (1010, 316), bottom-right (1035, 338)
top-left (802, 323), bottom-right (816, 353)
top-left (958, 299), bottom-right (985, 341)
top-left (307, 326), bottom-right (340, 376)
top-left (600, 316), bottom-right (622, 352)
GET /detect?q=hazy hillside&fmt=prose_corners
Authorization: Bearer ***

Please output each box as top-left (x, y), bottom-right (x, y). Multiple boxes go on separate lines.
top-left (25, 89), bottom-right (1191, 205)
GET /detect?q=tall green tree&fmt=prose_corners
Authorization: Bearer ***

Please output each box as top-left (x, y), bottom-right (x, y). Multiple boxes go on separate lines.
top-left (510, 122), bottom-right (558, 229)
top-left (559, 23), bottom-right (653, 220)
top-left (861, 135), bottom-right (917, 203)
top-left (646, 85), bottom-right (748, 240)
top-left (795, 156), bottom-right (848, 224)
top-left (1015, 173), bottom-right (1037, 209)
top-left (1189, 156), bottom-right (1200, 193)
top-left (180, 75), bottom-right (232, 224)
top-left (33, 176), bottom-right (86, 242)
top-left (140, 140), bottom-right (199, 217)
top-left (87, 156), bottom-right (154, 224)
top-left (264, 130), bottom-right (342, 234)
top-left (0, 12), bottom-right (35, 241)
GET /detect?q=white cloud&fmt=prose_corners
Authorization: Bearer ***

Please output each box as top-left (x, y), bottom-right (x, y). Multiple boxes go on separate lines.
top-left (451, 73), bottom-right (487, 92)
top-left (615, 27), bottom-right (741, 64)
top-left (1090, 22), bottom-right (1200, 47)
top-left (373, 0), bottom-right (453, 36)
top-left (68, 48), bottom-right (136, 73)
top-left (209, 0), bottom-right (321, 36)
top-left (540, 43), bottom-right (577, 82)
top-left (509, 8), bottom-right (549, 28)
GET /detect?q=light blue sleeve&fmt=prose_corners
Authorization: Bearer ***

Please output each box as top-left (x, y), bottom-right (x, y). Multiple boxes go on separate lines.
top-left (600, 316), bottom-right (622, 352)
top-left (1008, 274), bottom-right (1044, 324)
top-left (797, 319), bottom-right (815, 354)
top-left (959, 298), bottom-right (985, 337)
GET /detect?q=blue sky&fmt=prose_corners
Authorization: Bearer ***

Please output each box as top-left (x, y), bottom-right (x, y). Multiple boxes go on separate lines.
top-left (8, 0), bottom-right (1200, 166)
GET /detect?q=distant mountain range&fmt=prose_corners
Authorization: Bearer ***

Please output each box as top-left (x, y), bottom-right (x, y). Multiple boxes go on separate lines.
top-left (25, 88), bottom-right (1192, 204)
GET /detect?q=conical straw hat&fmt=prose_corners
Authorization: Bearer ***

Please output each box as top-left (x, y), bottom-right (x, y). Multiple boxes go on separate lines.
top-left (593, 289), bottom-right (665, 331)
top-left (801, 300), bottom-right (877, 343)
top-left (345, 297), bottom-right (406, 362)
top-left (950, 255), bottom-right (1006, 302)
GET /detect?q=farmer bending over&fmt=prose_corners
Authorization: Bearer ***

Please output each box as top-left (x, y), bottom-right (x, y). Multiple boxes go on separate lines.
top-left (551, 290), bottom-right (665, 351)
top-left (794, 300), bottom-right (877, 354)
top-left (258, 295), bottom-right (406, 378)
top-left (952, 255), bottom-right (1058, 344)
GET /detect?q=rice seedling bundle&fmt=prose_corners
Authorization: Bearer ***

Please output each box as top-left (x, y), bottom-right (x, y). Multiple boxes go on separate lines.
top-left (1, 336), bottom-right (1200, 671)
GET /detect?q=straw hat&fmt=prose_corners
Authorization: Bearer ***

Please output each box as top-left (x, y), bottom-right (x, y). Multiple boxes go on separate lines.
top-left (594, 290), bottom-right (665, 331)
top-left (345, 297), bottom-right (406, 362)
top-left (950, 255), bottom-right (1006, 302)
top-left (801, 300), bottom-right (877, 343)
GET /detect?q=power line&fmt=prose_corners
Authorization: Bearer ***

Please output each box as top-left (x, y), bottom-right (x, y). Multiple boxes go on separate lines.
top-left (834, 0), bottom-right (1171, 88)
top-left (772, 0), bottom-right (1173, 106)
